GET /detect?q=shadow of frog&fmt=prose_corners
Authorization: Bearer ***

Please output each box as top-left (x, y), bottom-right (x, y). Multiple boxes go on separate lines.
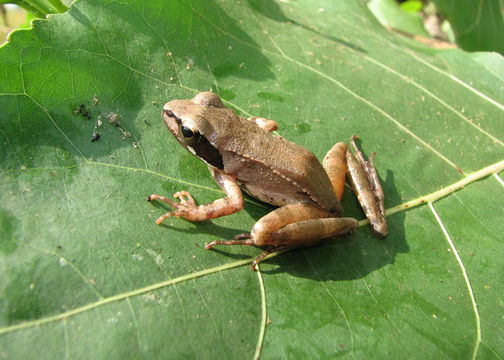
top-left (206, 169), bottom-right (407, 281)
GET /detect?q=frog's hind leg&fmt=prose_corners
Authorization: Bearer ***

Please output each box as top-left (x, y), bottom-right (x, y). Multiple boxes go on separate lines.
top-left (322, 142), bottom-right (348, 202)
top-left (349, 136), bottom-right (386, 218)
top-left (346, 136), bottom-right (388, 237)
top-left (207, 203), bottom-right (358, 270)
top-left (205, 238), bottom-right (275, 271)
top-left (205, 236), bottom-right (264, 270)
top-left (250, 215), bottom-right (358, 270)
top-left (322, 137), bottom-right (388, 237)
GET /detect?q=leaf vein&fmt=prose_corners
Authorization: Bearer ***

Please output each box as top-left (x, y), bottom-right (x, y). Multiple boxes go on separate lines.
top-left (253, 265), bottom-right (267, 360)
top-left (428, 203), bottom-right (481, 360)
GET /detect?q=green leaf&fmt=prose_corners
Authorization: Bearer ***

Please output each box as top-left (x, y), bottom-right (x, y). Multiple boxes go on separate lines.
top-left (2, 0), bottom-right (68, 18)
top-left (1, 0), bottom-right (503, 358)
top-left (368, 0), bottom-right (430, 37)
top-left (400, 0), bottom-right (424, 13)
top-left (431, 0), bottom-right (504, 54)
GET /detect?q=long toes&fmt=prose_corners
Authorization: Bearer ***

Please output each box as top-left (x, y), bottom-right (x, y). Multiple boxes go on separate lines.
top-left (173, 191), bottom-right (195, 206)
top-left (155, 212), bottom-right (177, 224)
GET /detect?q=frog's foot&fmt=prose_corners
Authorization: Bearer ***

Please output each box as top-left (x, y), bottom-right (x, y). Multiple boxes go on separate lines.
top-left (250, 247), bottom-right (290, 271)
top-left (172, 191), bottom-right (196, 207)
top-left (205, 232), bottom-right (256, 249)
top-left (147, 171), bottom-right (244, 223)
top-left (204, 238), bottom-right (278, 271)
top-left (205, 238), bottom-right (254, 249)
top-left (147, 191), bottom-right (198, 224)
top-left (347, 136), bottom-right (388, 236)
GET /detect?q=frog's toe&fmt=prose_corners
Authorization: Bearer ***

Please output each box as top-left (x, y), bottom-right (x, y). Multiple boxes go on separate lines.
top-left (173, 191), bottom-right (196, 206)
top-left (155, 211), bottom-right (178, 224)
top-left (205, 238), bottom-right (255, 249)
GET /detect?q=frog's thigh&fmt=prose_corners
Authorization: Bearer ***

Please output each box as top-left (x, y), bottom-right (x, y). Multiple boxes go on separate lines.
top-left (322, 142), bottom-right (348, 202)
top-left (268, 217), bottom-right (358, 247)
top-left (251, 203), bottom-right (332, 246)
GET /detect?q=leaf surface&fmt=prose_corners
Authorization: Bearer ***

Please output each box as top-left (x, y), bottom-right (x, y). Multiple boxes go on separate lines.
top-left (0, 0), bottom-right (503, 358)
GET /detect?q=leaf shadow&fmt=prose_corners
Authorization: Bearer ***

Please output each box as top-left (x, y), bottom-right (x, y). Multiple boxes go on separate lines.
top-left (31, 0), bottom-right (278, 169)
top-left (246, 0), bottom-right (367, 53)
top-left (157, 219), bottom-right (247, 243)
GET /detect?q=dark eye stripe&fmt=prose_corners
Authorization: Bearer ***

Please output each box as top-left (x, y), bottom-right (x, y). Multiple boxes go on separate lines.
top-left (192, 135), bottom-right (223, 170)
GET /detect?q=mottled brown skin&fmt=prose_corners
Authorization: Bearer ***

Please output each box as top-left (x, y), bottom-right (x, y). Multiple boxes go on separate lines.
top-left (148, 92), bottom-right (387, 270)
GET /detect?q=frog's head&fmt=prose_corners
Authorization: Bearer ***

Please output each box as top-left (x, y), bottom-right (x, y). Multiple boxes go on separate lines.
top-left (162, 92), bottom-right (227, 170)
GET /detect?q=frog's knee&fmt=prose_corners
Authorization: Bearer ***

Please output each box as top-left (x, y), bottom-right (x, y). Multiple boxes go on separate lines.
top-left (250, 222), bottom-right (268, 246)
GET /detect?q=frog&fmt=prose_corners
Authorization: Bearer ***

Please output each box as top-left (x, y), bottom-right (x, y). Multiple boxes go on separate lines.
top-left (147, 92), bottom-right (388, 270)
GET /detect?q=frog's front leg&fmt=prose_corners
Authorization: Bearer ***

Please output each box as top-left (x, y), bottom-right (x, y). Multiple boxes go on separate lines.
top-left (206, 203), bottom-right (358, 270)
top-left (147, 167), bottom-right (244, 223)
top-left (247, 116), bottom-right (278, 132)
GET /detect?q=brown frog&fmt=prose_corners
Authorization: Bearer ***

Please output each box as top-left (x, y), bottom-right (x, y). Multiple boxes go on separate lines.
top-left (148, 92), bottom-right (387, 269)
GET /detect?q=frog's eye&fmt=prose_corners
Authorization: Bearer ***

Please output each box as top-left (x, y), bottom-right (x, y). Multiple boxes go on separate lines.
top-left (181, 126), bottom-right (194, 138)
top-left (180, 125), bottom-right (200, 143)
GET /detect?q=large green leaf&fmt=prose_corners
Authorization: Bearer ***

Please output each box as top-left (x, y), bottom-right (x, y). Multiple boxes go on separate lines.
top-left (1, 0), bottom-right (503, 358)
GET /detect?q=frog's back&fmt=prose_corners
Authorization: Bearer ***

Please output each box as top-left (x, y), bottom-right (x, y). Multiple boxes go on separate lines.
top-left (212, 113), bottom-right (342, 214)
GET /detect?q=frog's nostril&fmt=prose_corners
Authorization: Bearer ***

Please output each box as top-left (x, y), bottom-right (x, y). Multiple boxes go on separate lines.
top-left (165, 109), bottom-right (174, 117)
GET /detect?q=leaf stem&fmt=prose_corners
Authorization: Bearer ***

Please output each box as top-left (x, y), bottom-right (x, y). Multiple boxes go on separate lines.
top-left (7, 0), bottom-right (46, 18)
top-left (1, 161), bottom-right (502, 335)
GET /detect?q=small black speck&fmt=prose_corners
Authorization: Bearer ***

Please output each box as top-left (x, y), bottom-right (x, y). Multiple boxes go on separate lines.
top-left (91, 132), bottom-right (101, 142)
